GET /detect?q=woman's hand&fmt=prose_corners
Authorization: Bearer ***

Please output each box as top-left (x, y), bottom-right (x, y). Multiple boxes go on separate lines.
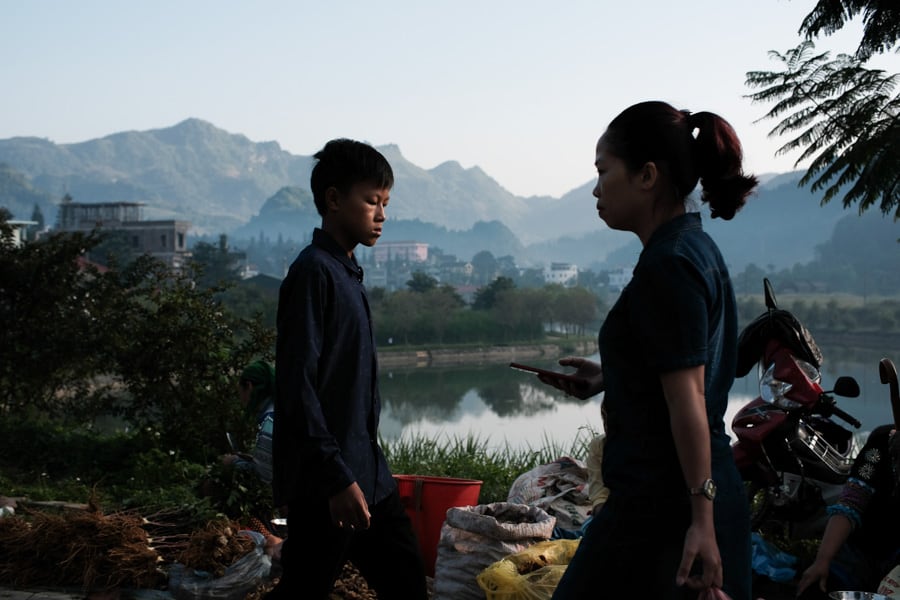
top-left (537, 356), bottom-right (603, 399)
top-left (676, 519), bottom-right (722, 591)
top-left (796, 557), bottom-right (830, 597)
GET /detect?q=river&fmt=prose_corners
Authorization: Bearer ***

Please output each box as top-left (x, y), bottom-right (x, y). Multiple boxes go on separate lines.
top-left (378, 341), bottom-right (899, 453)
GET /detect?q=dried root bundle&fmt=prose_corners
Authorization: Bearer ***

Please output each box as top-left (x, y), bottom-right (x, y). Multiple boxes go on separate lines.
top-left (176, 518), bottom-right (255, 578)
top-left (0, 506), bottom-right (162, 591)
top-left (329, 562), bottom-right (379, 600)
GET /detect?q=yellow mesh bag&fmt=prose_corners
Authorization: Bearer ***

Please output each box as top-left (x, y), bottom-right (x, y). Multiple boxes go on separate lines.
top-left (476, 538), bottom-right (580, 600)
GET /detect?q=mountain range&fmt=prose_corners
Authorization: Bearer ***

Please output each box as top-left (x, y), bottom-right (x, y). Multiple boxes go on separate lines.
top-left (0, 118), bottom-right (885, 272)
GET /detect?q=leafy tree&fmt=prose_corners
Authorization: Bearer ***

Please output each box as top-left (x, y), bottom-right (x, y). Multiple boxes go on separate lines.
top-left (407, 271), bottom-right (439, 293)
top-left (0, 207), bottom-right (13, 245)
top-left (521, 287), bottom-right (555, 336)
top-left (379, 290), bottom-right (421, 345)
top-left (219, 278), bottom-right (279, 328)
top-left (472, 276), bottom-right (516, 310)
top-left (799, 0), bottom-right (899, 60)
top-left (190, 235), bottom-right (244, 289)
top-left (471, 250), bottom-right (498, 285)
top-left (419, 286), bottom-right (466, 344)
top-left (97, 256), bottom-right (273, 459)
top-left (0, 215), bottom-right (273, 462)
top-left (0, 228), bottom-right (113, 417)
top-left (745, 1), bottom-right (899, 217)
top-left (492, 289), bottom-right (528, 341)
top-left (27, 203), bottom-right (45, 240)
top-left (88, 229), bottom-right (139, 268)
top-left (560, 286), bottom-right (600, 337)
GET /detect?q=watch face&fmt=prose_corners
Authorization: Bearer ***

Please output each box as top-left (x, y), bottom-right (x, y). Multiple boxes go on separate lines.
top-left (689, 479), bottom-right (716, 499)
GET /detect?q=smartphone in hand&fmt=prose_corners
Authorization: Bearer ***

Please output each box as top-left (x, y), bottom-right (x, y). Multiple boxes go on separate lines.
top-left (509, 362), bottom-right (581, 383)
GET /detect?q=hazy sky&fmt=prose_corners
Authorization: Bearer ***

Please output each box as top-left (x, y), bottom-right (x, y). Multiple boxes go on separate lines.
top-left (3, 1), bottom-right (898, 198)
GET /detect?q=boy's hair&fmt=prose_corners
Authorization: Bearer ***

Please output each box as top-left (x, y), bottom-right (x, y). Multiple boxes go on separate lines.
top-left (310, 139), bottom-right (394, 217)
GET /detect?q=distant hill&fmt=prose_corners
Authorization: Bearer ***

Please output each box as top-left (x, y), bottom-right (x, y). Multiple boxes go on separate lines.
top-left (0, 163), bottom-right (56, 222)
top-left (519, 172), bottom-right (853, 273)
top-left (0, 120), bottom-right (532, 236)
top-left (232, 185), bottom-right (525, 262)
top-left (0, 119), bottom-right (892, 272)
top-left (0, 119), bottom-right (311, 233)
top-left (704, 172), bottom-right (849, 272)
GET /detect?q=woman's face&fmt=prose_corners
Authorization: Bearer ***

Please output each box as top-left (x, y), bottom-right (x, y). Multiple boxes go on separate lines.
top-left (592, 135), bottom-right (645, 233)
top-left (238, 381), bottom-right (252, 408)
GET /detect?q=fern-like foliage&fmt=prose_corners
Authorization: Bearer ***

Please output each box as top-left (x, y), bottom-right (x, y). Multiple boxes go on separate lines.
top-left (746, 41), bottom-right (900, 218)
top-left (799, 0), bottom-right (900, 60)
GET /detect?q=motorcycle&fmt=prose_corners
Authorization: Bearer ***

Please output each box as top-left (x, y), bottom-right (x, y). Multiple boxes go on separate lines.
top-left (731, 279), bottom-right (862, 540)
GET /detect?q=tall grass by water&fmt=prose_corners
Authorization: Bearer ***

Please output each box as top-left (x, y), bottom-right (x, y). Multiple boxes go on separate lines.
top-left (382, 427), bottom-right (597, 503)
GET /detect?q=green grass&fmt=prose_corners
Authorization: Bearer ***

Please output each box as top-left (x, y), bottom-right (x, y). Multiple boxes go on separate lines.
top-left (382, 428), bottom-right (596, 504)
top-left (1, 419), bottom-right (597, 517)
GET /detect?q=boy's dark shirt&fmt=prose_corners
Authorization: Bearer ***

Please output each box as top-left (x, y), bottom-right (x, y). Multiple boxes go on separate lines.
top-left (273, 228), bottom-right (394, 508)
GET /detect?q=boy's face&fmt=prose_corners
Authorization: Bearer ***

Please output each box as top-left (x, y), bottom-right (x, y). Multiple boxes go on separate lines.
top-left (324, 181), bottom-right (390, 254)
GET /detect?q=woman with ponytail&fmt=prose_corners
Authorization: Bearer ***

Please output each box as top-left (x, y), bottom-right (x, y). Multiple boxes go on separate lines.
top-left (543, 101), bottom-right (757, 599)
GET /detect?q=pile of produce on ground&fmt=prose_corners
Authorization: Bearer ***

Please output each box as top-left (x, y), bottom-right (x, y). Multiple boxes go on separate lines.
top-left (0, 502), bottom-right (391, 599)
top-left (177, 519), bottom-right (256, 577)
top-left (329, 563), bottom-right (380, 600)
top-left (0, 502), bottom-right (164, 590)
top-left (252, 562), bottom-right (381, 600)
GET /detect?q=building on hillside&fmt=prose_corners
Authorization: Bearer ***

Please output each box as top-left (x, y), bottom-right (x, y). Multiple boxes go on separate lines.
top-left (373, 241), bottom-right (428, 265)
top-left (54, 195), bottom-right (192, 269)
top-left (607, 266), bottom-right (633, 292)
top-left (544, 262), bottom-right (578, 287)
top-left (6, 220), bottom-right (37, 248)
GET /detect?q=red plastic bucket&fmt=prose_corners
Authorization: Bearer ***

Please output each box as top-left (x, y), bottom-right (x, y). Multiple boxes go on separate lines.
top-left (394, 474), bottom-right (482, 577)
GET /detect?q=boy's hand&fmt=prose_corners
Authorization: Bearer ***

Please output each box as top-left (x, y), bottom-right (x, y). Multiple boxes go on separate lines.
top-left (329, 482), bottom-right (371, 530)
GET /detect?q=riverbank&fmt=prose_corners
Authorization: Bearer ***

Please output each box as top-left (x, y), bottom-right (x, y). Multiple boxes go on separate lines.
top-left (377, 339), bottom-right (598, 369)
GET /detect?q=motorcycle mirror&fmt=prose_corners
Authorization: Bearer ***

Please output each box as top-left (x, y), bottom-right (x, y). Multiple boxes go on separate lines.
top-left (831, 376), bottom-right (861, 398)
top-left (763, 278), bottom-right (777, 310)
top-left (879, 358), bottom-right (900, 428)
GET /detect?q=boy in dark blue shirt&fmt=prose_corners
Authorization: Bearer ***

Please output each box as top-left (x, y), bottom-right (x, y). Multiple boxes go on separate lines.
top-left (269, 139), bottom-right (426, 599)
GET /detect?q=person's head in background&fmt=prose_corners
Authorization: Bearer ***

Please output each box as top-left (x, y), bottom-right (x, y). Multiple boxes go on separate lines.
top-left (238, 360), bottom-right (275, 417)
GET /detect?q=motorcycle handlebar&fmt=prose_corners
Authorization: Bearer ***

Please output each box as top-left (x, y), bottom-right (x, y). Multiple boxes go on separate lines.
top-left (832, 405), bottom-right (862, 429)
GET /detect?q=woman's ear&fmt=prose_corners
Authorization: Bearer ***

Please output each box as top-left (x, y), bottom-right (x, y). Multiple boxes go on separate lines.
top-left (638, 162), bottom-right (659, 190)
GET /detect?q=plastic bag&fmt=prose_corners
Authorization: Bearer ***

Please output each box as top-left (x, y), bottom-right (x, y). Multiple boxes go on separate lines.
top-left (750, 532), bottom-right (797, 583)
top-left (168, 530), bottom-right (272, 600)
top-left (477, 538), bottom-right (580, 600)
top-left (507, 457), bottom-right (592, 531)
top-left (433, 502), bottom-right (556, 600)
top-left (697, 588), bottom-right (733, 600)
top-left (877, 564), bottom-right (900, 598)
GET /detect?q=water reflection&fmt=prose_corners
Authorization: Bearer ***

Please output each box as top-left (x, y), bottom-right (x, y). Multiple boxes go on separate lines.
top-left (379, 343), bottom-right (898, 452)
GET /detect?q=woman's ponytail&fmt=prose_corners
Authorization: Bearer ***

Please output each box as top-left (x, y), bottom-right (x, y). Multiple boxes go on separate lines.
top-left (689, 111), bottom-right (758, 220)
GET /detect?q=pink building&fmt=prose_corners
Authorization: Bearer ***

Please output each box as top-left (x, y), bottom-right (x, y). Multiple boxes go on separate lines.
top-left (373, 241), bottom-right (428, 264)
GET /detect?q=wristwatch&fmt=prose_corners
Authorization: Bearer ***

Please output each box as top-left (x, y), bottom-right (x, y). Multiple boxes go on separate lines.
top-left (688, 478), bottom-right (717, 501)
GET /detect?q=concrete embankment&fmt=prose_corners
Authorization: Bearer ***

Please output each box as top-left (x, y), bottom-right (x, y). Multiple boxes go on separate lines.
top-left (377, 340), bottom-right (598, 369)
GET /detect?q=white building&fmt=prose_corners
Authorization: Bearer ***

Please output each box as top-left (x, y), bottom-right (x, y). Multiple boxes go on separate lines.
top-left (607, 266), bottom-right (634, 292)
top-left (6, 220), bottom-right (37, 248)
top-left (544, 262), bottom-right (578, 287)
